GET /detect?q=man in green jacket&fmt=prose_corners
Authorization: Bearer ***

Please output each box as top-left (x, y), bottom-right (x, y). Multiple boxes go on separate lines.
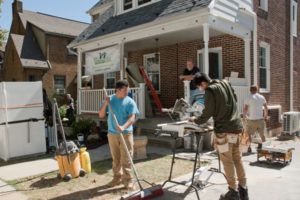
top-left (188, 73), bottom-right (249, 200)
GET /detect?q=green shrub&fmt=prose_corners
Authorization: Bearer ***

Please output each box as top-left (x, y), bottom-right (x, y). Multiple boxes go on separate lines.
top-left (59, 105), bottom-right (67, 119)
top-left (71, 119), bottom-right (97, 139)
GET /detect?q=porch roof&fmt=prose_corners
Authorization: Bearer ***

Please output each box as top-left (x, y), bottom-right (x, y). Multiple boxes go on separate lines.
top-left (70, 0), bottom-right (212, 47)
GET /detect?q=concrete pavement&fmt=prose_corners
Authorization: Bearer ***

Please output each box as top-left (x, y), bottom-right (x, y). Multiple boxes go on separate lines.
top-left (151, 139), bottom-right (300, 200)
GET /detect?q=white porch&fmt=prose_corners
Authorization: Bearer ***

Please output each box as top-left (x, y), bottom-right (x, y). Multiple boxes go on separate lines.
top-left (73, 0), bottom-right (255, 118)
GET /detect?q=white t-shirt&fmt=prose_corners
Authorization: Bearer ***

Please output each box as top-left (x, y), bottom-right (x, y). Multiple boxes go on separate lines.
top-left (244, 93), bottom-right (266, 120)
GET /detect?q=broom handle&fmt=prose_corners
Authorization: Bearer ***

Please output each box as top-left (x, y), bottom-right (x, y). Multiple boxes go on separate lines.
top-left (103, 88), bottom-right (143, 190)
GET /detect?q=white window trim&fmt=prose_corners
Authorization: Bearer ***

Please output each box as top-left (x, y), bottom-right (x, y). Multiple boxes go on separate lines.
top-left (143, 52), bottom-right (161, 93)
top-left (197, 47), bottom-right (223, 79)
top-left (292, 0), bottom-right (298, 37)
top-left (117, 0), bottom-right (161, 15)
top-left (259, 0), bottom-right (268, 12)
top-left (259, 41), bottom-right (270, 93)
top-left (104, 72), bottom-right (116, 89)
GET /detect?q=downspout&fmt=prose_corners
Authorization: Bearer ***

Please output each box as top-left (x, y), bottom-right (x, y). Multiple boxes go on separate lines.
top-left (239, 8), bottom-right (258, 86)
top-left (290, 0), bottom-right (294, 111)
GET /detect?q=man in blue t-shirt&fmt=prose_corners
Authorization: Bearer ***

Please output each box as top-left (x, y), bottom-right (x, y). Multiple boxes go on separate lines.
top-left (99, 80), bottom-right (139, 190)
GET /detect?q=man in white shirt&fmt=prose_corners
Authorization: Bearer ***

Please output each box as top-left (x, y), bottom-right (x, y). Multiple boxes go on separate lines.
top-left (243, 85), bottom-right (268, 152)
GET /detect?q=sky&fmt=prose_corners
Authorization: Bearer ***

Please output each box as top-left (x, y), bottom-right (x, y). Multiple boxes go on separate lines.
top-left (1, 0), bottom-right (98, 34)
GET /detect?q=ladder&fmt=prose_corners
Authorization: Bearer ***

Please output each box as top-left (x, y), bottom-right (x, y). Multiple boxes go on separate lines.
top-left (140, 68), bottom-right (164, 115)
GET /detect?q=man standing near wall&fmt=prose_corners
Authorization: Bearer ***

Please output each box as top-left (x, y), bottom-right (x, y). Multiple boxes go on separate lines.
top-left (188, 73), bottom-right (248, 200)
top-left (179, 59), bottom-right (204, 105)
top-left (243, 85), bottom-right (268, 152)
top-left (99, 80), bottom-right (139, 190)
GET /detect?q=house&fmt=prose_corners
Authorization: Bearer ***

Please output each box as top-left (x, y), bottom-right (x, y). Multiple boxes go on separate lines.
top-left (68, 0), bottom-right (300, 135)
top-left (0, 42), bottom-right (6, 81)
top-left (3, 0), bottom-right (89, 99)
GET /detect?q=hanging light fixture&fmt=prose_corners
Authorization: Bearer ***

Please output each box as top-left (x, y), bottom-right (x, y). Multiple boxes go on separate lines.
top-left (155, 38), bottom-right (159, 61)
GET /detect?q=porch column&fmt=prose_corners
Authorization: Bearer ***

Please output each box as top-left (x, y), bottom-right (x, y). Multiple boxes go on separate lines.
top-left (244, 38), bottom-right (251, 86)
top-left (138, 83), bottom-right (146, 119)
top-left (184, 80), bottom-right (191, 104)
top-left (203, 23), bottom-right (210, 75)
top-left (77, 49), bottom-right (82, 115)
top-left (120, 39), bottom-right (125, 80)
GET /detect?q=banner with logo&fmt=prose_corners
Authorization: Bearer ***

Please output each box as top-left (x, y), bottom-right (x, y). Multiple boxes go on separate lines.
top-left (85, 45), bottom-right (120, 75)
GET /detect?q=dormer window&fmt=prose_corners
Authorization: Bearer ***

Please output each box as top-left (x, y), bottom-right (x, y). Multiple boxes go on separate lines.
top-left (123, 0), bottom-right (133, 11)
top-left (119, 0), bottom-right (160, 14)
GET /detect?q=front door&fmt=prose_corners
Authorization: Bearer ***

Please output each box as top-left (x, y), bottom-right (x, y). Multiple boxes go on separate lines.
top-left (197, 47), bottom-right (222, 79)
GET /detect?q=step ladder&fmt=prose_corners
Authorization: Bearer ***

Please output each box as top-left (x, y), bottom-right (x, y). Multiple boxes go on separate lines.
top-left (140, 68), bottom-right (164, 115)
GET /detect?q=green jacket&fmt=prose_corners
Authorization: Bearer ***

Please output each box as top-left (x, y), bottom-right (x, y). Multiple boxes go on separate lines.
top-left (195, 79), bottom-right (242, 134)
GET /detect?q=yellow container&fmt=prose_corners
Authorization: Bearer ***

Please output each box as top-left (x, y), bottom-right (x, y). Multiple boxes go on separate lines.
top-left (80, 147), bottom-right (91, 173)
top-left (56, 152), bottom-right (81, 179)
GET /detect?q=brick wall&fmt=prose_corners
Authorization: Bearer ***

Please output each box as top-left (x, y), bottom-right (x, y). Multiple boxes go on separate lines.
top-left (127, 34), bottom-right (245, 108)
top-left (254, 0), bottom-right (293, 112)
top-left (42, 34), bottom-right (78, 100)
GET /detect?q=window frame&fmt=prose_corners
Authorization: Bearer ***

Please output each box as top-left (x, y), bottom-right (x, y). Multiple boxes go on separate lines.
top-left (54, 75), bottom-right (66, 94)
top-left (118, 0), bottom-right (160, 15)
top-left (104, 72), bottom-right (116, 89)
top-left (259, 41), bottom-right (270, 93)
top-left (259, 0), bottom-right (268, 12)
top-left (143, 52), bottom-right (161, 93)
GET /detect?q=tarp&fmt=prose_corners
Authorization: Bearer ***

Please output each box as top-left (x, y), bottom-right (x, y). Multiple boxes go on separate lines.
top-left (126, 63), bottom-right (153, 117)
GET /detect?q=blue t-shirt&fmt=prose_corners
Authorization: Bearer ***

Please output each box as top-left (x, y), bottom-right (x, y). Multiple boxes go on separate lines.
top-left (100, 94), bottom-right (139, 134)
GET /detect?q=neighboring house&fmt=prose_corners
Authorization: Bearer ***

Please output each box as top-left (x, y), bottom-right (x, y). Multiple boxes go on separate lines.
top-left (69, 0), bottom-right (300, 133)
top-left (0, 42), bottom-right (6, 81)
top-left (3, 0), bottom-right (89, 99)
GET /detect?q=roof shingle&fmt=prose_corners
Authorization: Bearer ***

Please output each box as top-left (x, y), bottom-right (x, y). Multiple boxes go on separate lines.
top-left (71, 0), bottom-right (212, 46)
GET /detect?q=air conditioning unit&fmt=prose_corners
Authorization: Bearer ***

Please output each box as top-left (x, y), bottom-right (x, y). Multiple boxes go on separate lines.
top-left (56, 88), bottom-right (65, 94)
top-left (282, 112), bottom-right (300, 134)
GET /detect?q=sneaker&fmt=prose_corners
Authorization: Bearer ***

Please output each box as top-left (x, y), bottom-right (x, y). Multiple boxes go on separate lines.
top-left (106, 178), bottom-right (122, 187)
top-left (238, 185), bottom-right (249, 200)
top-left (219, 187), bottom-right (240, 200)
top-left (247, 147), bottom-right (252, 153)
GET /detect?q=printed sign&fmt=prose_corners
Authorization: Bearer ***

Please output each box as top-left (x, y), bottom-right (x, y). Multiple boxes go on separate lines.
top-left (85, 45), bottom-right (120, 75)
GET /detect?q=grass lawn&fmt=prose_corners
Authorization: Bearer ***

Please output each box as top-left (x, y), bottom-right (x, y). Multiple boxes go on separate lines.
top-left (7, 154), bottom-right (209, 200)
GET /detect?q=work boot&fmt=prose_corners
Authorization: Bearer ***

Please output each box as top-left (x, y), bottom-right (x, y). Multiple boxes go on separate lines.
top-left (124, 181), bottom-right (135, 191)
top-left (238, 185), bottom-right (249, 200)
top-left (106, 178), bottom-right (122, 187)
top-left (219, 187), bottom-right (240, 200)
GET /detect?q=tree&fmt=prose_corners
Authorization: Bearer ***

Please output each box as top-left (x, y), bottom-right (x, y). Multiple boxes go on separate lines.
top-left (0, 0), bottom-right (8, 46)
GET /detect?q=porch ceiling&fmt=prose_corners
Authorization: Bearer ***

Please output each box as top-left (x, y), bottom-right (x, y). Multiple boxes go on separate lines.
top-left (125, 27), bottom-right (224, 52)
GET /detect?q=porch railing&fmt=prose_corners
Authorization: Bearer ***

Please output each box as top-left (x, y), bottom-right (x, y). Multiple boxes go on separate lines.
top-left (232, 86), bottom-right (249, 114)
top-left (79, 83), bottom-right (146, 119)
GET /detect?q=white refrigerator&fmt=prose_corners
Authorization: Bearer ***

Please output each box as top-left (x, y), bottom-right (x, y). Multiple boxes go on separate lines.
top-left (0, 81), bottom-right (46, 161)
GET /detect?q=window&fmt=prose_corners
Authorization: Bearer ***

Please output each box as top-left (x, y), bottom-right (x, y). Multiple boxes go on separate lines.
top-left (119, 0), bottom-right (159, 14)
top-left (144, 53), bottom-right (160, 92)
top-left (259, 42), bottom-right (270, 92)
top-left (54, 75), bottom-right (66, 94)
top-left (259, 0), bottom-right (268, 12)
top-left (138, 0), bottom-right (151, 6)
top-left (292, 1), bottom-right (298, 37)
top-left (29, 75), bottom-right (35, 81)
top-left (123, 0), bottom-right (133, 10)
top-left (104, 72), bottom-right (116, 89)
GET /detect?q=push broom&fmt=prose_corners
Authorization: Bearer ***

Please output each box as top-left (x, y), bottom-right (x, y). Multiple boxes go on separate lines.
top-left (103, 88), bottom-right (164, 200)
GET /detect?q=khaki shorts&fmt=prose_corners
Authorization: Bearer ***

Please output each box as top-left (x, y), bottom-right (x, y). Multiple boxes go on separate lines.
top-left (246, 119), bottom-right (265, 137)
